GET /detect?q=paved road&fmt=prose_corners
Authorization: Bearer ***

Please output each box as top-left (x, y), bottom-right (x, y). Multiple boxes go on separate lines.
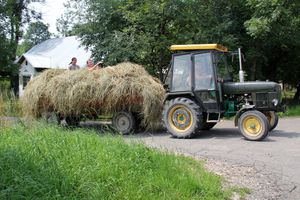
top-left (131, 117), bottom-right (300, 200)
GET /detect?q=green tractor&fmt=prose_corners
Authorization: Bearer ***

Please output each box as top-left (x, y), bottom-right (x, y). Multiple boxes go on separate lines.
top-left (162, 44), bottom-right (284, 141)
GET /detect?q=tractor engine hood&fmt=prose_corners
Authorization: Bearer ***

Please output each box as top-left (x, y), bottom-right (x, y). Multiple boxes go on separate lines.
top-left (223, 81), bottom-right (280, 95)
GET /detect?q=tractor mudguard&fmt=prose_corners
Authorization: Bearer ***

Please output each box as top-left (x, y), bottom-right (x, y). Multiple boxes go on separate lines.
top-left (234, 104), bottom-right (255, 126)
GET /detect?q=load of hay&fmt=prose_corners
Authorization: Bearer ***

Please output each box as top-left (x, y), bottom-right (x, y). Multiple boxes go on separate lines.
top-left (22, 62), bottom-right (165, 129)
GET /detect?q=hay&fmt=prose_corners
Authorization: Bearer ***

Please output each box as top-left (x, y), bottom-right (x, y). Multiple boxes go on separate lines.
top-left (22, 69), bottom-right (65, 118)
top-left (22, 62), bottom-right (165, 129)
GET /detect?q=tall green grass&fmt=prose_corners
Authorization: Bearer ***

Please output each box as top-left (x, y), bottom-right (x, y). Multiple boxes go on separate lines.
top-left (0, 123), bottom-right (233, 200)
top-left (0, 90), bottom-right (22, 117)
top-left (282, 105), bottom-right (300, 116)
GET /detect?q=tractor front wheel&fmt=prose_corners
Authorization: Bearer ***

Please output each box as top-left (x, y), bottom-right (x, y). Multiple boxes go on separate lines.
top-left (163, 97), bottom-right (201, 138)
top-left (238, 110), bottom-right (270, 141)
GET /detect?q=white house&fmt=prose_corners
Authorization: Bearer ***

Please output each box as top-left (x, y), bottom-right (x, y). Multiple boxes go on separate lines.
top-left (16, 36), bottom-right (92, 96)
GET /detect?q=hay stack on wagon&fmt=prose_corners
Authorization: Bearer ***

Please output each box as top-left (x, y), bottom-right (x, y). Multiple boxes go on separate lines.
top-left (22, 62), bottom-right (165, 129)
top-left (22, 69), bottom-right (65, 118)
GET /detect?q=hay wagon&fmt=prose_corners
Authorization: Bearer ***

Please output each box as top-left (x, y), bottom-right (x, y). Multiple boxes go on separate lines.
top-left (22, 63), bottom-right (165, 134)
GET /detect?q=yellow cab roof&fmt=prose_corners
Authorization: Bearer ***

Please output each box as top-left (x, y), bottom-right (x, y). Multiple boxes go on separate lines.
top-left (170, 44), bottom-right (228, 52)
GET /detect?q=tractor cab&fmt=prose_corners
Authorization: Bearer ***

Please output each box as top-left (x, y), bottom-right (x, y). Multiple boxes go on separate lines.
top-left (165, 44), bottom-right (231, 116)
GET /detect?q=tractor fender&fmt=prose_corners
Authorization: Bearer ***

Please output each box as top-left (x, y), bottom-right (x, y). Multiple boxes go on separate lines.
top-left (234, 105), bottom-right (255, 126)
top-left (164, 92), bottom-right (194, 102)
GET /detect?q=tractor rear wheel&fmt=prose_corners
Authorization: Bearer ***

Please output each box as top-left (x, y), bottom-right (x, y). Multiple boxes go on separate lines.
top-left (263, 111), bottom-right (279, 131)
top-left (112, 111), bottom-right (136, 134)
top-left (238, 110), bottom-right (270, 141)
top-left (163, 97), bottom-right (201, 138)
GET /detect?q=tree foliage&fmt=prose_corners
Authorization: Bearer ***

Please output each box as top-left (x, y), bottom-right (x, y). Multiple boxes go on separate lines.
top-left (21, 21), bottom-right (51, 52)
top-left (244, 0), bottom-right (300, 84)
top-left (0, 0), bottom-right (44, 76)
top-left (68, 0), bottom-right (251, 80)
top-left (1, 0), bottom-right (300, 88)
top-left (56, 0), bottom-right (87, 37)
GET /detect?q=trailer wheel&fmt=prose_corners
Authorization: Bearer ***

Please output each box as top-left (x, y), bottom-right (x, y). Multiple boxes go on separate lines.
top-left (42, 111), bottom-right (61, 125)
top-left (263, 111), bottom-right (279, 131)
top-left (163, 97), bottom-right (201, 138)
top-left (238, 110), bottom-right (270, 141)
top-left (65, 116), bottom-right (80, 126)
top-left (112, 111), bottom-right (136, 135)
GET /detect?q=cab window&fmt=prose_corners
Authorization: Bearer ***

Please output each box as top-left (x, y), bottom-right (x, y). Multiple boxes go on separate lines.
top-left (215, 53), bottom-right (232, 82)
top-left (171, 54), bottom-right (192, 92)
top-left (194, 53), bottom-right (215, 90)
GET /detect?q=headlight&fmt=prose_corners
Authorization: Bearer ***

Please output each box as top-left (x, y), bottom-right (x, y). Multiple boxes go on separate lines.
top-left (272, 99), bottom-right (278, 106)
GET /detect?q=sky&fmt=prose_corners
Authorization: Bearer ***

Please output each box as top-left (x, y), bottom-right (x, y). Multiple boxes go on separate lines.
top-left (29, 0), bottom-right (68, 35)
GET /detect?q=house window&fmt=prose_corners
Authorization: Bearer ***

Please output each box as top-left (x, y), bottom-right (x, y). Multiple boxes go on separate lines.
top-left (23, 76), bottom-right (31, 89)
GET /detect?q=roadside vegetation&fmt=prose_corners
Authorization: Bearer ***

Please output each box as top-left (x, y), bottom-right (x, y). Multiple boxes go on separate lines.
top-left (0, 122), bottom-right (239, 200)
top-left (0, 80), bottom-right (22, 117)
top-left (281, 90), bottom-right (300, 117)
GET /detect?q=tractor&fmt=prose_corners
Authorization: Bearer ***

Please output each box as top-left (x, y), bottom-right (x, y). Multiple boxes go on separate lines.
top-left (162, 44), bottom-right (284, 140)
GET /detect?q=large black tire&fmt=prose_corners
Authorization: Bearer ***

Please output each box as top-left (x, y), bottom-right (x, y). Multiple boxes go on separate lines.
top-left (112, 111), bottom-right (136, 135)
top-left (42, 111), bottom-right (61, 125)
top-left (199, 122), bottom-right (217, 130)
top-left (263, 111), bottom-right (279, 131)
top-left (65, 116), bottom-right (81, 126)
top-left (238, 110), bottom-right (270, 141)
top-left (162, 97), bottom-right (201, 138)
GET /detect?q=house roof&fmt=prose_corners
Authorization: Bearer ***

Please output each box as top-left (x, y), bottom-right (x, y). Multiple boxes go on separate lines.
top-left (16, 36), bottom-right (92, 69)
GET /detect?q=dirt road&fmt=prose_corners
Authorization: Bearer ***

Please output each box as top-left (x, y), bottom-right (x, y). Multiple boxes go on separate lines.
top-left (131, 117), bottom-right (300, 200)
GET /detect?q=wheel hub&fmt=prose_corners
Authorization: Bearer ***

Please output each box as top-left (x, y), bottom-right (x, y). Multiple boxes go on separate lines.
top-left (243, 116), bottom-right (262, 136)
top-left (168, 105), bottom-right (193, 132)
top-left (116, 115), bottom-right (130, 132)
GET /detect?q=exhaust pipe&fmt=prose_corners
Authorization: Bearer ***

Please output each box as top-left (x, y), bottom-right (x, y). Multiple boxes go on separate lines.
top-left (238, 48), bottom-right (244, 82)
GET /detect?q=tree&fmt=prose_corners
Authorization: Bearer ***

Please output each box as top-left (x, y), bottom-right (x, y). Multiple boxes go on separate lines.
top-left (72, 0), bottom-right (250, 80)
top-left (0, 0), bottom-right (44, 93)
top-left (22, 21), bottom-right (51, 51)
top-left (244, 0), bottom-right (300, 84)
top-left (63, 0), bottom-right (300, 88)
top-left (56, 0), bottom-right (87, 37)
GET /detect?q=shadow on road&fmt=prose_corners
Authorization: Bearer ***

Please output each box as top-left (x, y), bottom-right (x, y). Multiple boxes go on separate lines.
top-left (3, 117), bottom-right (298, 140)
top-left (268, 130), bottom-right (300, 138)
top-left (135, 127), bottom-right (300, 141)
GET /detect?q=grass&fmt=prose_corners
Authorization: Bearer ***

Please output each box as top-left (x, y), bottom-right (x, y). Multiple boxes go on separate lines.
top-left (280, 104), bottom-right (300, 117)
top-left (0, 122), bottom-right (234, 200)
top-left (0, 89), bottom-right (22, 117)
top-left (282, 89), bottom-right (296, 99)
top-left (281, 89), bottom-right (300, 116)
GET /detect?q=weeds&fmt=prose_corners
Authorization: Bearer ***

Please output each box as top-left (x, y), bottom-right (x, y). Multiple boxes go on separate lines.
top-left (0, 89), bottom-right (22, 117)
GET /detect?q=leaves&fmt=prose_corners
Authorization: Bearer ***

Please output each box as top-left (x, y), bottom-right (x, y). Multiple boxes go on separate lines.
top-left (22, 21), bottom-right (51, 52)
